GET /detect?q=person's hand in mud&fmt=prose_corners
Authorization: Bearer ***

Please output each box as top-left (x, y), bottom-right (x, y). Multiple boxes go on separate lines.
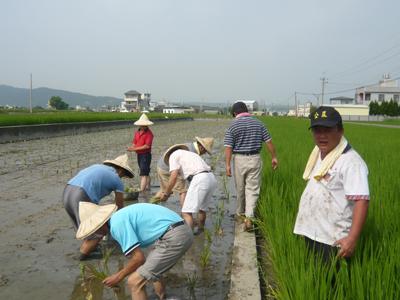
top-left (160, 191), bottom-right (170, 202)
top-left (103, 272), bottom-right (124, 287)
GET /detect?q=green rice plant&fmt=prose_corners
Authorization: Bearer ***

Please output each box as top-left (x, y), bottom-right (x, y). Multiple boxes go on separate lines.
top-left (256, 117), bottom-right (400, 299)
top-left (0, 111), bottom-right (191, 126)
top-left (204, 228), bottom-right (212, 245)
top-left (80, 247), bottom-right (114, 281)
top-left (185, 273), bottom-right (198, 299)
top-left (221, 175), bottom-right (230, 201)
top-left (199, 244), bottom-right (211, 270)
top-left (213, 200), bottom-right (225, 236)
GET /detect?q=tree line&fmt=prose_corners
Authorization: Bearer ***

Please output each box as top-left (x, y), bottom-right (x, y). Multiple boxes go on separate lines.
top-left (369, 100), bottom-right (400, 116)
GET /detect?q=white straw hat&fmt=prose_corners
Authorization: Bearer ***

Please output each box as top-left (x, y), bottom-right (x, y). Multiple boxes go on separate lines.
top-left (134, 113), bottom-right (154, 126)
top-left (103, 154), bottom-right (135, 178)
top-left (195, 137), bottom-right (214, 155)
top-left (76, 202), bottom-right (117, 240)
top-left (163, 144), bottom-right (189, 165)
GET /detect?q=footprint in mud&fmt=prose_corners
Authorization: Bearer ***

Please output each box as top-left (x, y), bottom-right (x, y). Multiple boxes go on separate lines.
top-left (0, 275), bottom-right (9, 286)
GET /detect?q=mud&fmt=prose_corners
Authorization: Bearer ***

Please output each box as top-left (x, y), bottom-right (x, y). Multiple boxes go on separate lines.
top-left (0, 119), bottom-right (236, 300)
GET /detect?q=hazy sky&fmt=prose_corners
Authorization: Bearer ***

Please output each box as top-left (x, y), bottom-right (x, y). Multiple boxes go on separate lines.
top-left (1, 0), bottom-right (400, 105)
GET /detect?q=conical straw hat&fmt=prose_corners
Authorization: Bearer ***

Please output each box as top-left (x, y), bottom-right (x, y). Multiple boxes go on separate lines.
top-left (195, 137), bottom-right (214, 155)
top-left (134, 113), bottom-right (154, 126)
top-left (103, 154), bottom-right (135, 178)
top-left (163, 144), bottom-right (190, 165)
top-left (76, 202), bottom-right (117, 240)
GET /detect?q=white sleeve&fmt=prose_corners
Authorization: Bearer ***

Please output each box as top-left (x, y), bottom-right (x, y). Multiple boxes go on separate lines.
top-left (342, 160), bottom-right (370, 200)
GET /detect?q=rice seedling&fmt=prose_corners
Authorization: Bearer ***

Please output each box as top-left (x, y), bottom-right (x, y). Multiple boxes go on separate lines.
top-left (185, 273), bottom-right (198, 299)
top-left (213, 200), bottom-right (225, 236)
top-left (199, 244), bottom-right (211, 270)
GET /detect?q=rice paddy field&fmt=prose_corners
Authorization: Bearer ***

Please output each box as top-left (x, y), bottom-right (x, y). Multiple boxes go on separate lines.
top-left (0, 119), bottom-right (236, 300)
top-left (0, 111), bottom-right (191, 126)
top-left (256, 117), bottom-right (400, 299)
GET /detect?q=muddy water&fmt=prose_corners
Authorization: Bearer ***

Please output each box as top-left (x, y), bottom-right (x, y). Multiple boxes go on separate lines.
top-left (0, 119), bottom-right (237, 300)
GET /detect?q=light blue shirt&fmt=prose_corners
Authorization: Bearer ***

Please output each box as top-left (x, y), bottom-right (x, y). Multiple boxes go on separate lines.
top-left (110, 203), bottom-right (183, 255)
top-left (68, 164), bottom-right (124, 204)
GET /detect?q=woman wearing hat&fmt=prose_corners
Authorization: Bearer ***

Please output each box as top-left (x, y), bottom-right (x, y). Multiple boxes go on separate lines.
top-left (127, 113), bottom-right (154, 192)
top-left (62, 154), bottom-right (134, 260)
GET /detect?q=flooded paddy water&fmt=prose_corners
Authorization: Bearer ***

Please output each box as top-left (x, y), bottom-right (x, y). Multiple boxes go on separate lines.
top-left (0, 119), bottom-right (237, 300)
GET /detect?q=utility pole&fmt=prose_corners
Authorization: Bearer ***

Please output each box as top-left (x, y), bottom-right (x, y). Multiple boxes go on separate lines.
top-left (295, 92), bottom-right (298, 117)
top-left (29, 73), bottom-right (33, 113)
top-left (320, 77), bottom-right (327, 105)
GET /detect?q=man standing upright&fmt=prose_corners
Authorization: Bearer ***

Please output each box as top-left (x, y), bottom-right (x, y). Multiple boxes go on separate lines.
top-left (294, 106), bottom-right (370, 261)
top-left (224, 101), bottom-right (278, 231)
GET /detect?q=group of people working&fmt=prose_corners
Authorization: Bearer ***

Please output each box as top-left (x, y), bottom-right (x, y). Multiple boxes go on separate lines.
top-left (62, 102), bottom-right (370, 300)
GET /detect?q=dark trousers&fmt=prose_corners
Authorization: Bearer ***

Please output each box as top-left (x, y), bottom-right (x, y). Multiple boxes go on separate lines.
top-left (137, 152), bottom-right (151, 176)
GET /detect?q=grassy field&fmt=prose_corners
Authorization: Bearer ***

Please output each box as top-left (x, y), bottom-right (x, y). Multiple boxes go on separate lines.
top-left (0, 111), bottom-right (192, 126)
top-left (257, 117), bottom-right (399, 299)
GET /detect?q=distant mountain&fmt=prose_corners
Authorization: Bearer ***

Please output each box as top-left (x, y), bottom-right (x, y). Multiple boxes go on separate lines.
top-left (0, 85), bottom-right (122, 108)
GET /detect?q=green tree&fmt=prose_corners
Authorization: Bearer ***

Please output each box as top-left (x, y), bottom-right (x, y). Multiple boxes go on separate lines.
top-left (48, 96), bottom-right (69, 110)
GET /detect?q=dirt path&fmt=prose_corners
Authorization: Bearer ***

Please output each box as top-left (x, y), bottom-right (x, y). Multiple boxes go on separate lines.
top-left (0, 119), bottom-right (236, 300)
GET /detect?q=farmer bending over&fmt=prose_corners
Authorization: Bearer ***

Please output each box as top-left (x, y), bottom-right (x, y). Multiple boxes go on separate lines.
top-left (76, 202), bottom-right (193, 300)
top-left (62, 154), bottom-right (134, 260)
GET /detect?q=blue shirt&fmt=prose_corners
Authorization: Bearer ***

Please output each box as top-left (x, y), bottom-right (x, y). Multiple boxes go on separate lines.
top-left (224, 115), bottom-right (271, 153)
top-left (110, 203), bottom-right (183, 255)
top-left (68, 164), bottom-right (124, 204)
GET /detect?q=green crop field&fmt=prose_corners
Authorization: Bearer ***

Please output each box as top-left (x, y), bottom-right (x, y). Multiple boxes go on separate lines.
top-left (0, 111), bottom-right (191, 126)
top-left (257, 117), bottom-right (399, 299)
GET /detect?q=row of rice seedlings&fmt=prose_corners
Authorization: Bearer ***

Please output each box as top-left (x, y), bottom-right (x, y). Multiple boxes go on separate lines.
top-left (256, 117), bottom-right (400, 299)
top-left (199, 229), bottom-right (213, 270)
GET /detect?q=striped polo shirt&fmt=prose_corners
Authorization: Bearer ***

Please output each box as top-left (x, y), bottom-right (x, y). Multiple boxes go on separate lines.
top-left (224, 114), bottom-right (271, 153)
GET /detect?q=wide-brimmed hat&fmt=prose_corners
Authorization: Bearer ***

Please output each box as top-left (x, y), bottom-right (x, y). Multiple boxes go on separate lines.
top-left (76, 202), bottom-right (117, 240)
top-left (195, 137), bottom-right (214, 155)
top-left (134, 113), bottom-right (154, 126)
top-left (103, 154), bottom-right (135, 178)
top-left (163, 144), bottom-right (189, 165)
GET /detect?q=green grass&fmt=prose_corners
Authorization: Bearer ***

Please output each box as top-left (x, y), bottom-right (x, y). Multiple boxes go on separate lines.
top-left (0, 111), bottom-right (192, 126)
top-left (257, 117), bottom-right (400, 299)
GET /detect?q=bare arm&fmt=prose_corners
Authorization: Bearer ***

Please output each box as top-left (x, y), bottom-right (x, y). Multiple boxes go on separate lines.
top-left (127, 144), bottom-right (150, 152)
top-left (265, 140), bottom-right (278, 170)
top-left (103, 247), bottom-right (146, 287)
top-left (225, 147), bottom-right (233, 177)
top-left (334, 200), bottom-right (369, 258)
top-left (161, 170), bottom-right (179, 201)
top-left (114, 192), bottom-right (124, 209)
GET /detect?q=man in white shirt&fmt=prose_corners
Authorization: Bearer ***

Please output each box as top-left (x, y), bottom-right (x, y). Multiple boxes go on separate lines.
top-left (294, 106), bottom-right (370, 261)
top-left (160, 144), bottom-right (217, 232)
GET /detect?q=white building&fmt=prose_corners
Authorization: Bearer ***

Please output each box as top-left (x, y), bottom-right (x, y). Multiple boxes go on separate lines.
top-left (355, 74), bottom-right (400, 105)
top-left (330, 96), bottom-right (354, 105)
top-left (236, 100), bottom-right (259, 112)
top-left (121, 90), bottom-right (151, 112)
top-left (288, 102), bottom-right (312, 117)
top-left (163, 106), bottom-right (186, 114)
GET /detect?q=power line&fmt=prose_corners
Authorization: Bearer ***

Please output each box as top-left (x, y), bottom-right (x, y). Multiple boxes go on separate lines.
top-left (329, 39), bottom-right (400, 79)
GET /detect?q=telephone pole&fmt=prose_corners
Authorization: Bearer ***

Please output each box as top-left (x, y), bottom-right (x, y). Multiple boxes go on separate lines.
top-left (320, 77), bottom-right (327, 105)
top-left (29, 73), bottom-right (33, 113)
